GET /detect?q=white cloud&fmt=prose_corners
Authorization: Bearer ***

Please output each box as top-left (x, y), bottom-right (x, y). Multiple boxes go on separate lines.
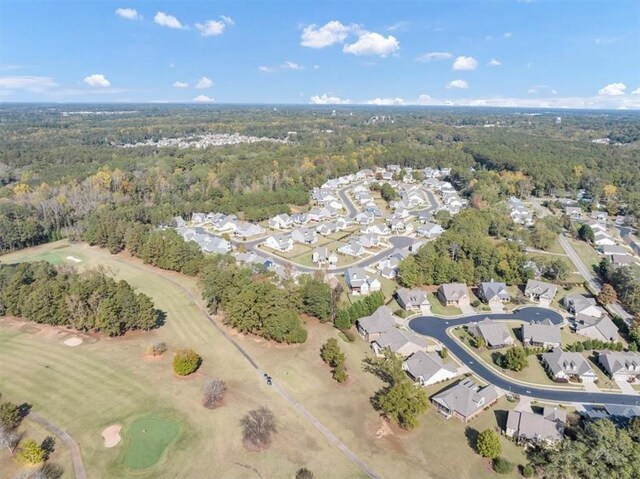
top-left (301, 21), bottom-right (352, 48)
top-left (83, 74), bottom-right (111, 88)
top-left (595, 36), bottom-right (623, 45)
top-left (366, 97), bottom-right (405, 105)
top-left (598, 82), bottom-right (626, 96)
top-left (0, 75), bottom-right (57, 92)
top-left (154, 11), bottom-right (183, 29)
top-left (504, 32), bottom-right (513, 38)
top-left (447, 79), bottom-right (469, 89)
top-left (488, 58), bottom-right (502, 66)
top-left (196, 20), bottom-right (226, 36)
top-left (258, 66), bottom-right (274, 73)
top-left (416, 94), bottom-right (432, 104)
top-left (115, 8), bottom-right (141, 20)
top-left (343, 32), bottom-right (399, 57)
top-left (632, 88), bottom-right (640, 95)
top-left (551, 89), bottom-right (558, 94)
top-left (282, 61), bottom-right (304, 70)
top-left (193, 95), bottom-right (214, 102)
top-left (452, 56), bottom-right (478, 70)
top-left (527, 88), bottom-right (537, 94)
top-left (387, 21), bottom-right (410, 32)
top-left (416, 51), bottom-right (452, 62)
top-left (313, 64), bottom-right (320, 70)
top-left (310, 93), bottom-right (351, 104)
top-left (173, 81), bottom-right (189, 88)
top-left (195, 77), bottom-right (214, 89)
top-left (220, 15), bottom-right (235, 26)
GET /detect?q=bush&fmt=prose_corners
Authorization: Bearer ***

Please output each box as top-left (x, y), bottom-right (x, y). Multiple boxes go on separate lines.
top-left (492, 457), bottom-right (514, 474)
top-left (476, 429), bottom-right (501, 458)
top-left (521, 463), bottom-right (535, 478)
top-left (173, 349), bottom-right (202, 376)
top-left (471, 299), bottom-right (480, 307)
top-left (146, 341), bottom-right (167, 357)
top-left (0, 401), bottom-right (22, 430)
top-left (295, 468), bottom-right (315, 479)
top-left (202, 378), bottom-right (227, 409)
top-left (339, 329), bottom-right (356, 342)
top-left (394, 308), bottom-right (409, 318)
top-left (15, 438), bottom-right (45, 465)
top-left (332, 363), bottom-right (349, 383)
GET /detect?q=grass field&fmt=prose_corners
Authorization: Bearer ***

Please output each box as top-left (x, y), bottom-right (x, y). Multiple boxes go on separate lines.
top-left (428, 293), bottom-right (463, 317)
top-left (567, 238), bottom-right (602, 273)
top-left (0, 240), bottom-right (528, 479)
top-left (122, 415), bottom-right (181, 470)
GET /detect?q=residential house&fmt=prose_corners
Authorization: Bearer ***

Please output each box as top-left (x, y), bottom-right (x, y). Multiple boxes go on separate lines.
top-left (395, 288), bottom-right (430, 313)
top-left (598, 351), bottom-right (640, 381)
top-left (371, 327), bottom-right (422, 357)
top-left (524, 280), bottom-right (558, 306)
top-left (337, 239), bottom-right (366, 257)
top-left (307, 207), bottom-right (332, 222)
top-left (522, 319), bottom-right (561, 349)
top-left (416, 222), bottom-right (445, 239)
top-left (355, 234), bottom-right (380, 248)
top-left (361, 223), bottom-right (390, 236)
top-left (344, 267), bottom-right (381, 295)
top-left (469, 318), bottom-right (515, 349)
top-left (600, 244), bottom-right (630, 256)
top-left (173, 216), bottom-right (186, 228)
top-left (409, 239), bottom-right (425, 253)
top-left (609, 254), bottom-right (638, 266)
top-left (478, 281), bottom-right (511, 306)
top-left (437, 283), bottom-right (470, 307)
top-left (355, 211), bottom-right (375, 225)
top-left (234, 222), bottom-right (265, 240)
top-left (211, 214), bottom-right (238, 232)
top-left (312, 247), bottom-right (337, 266)
top-left (583, 404), bottom-right (640, 425)
top-left (591, 211), bottom-right (608, 223)
top-left (290, 213), bottom-right (309, 225)
top-left (356, 306), bottom-right (396, 342)
top-left (268, 214), bottom-right (293, 230)
top-left (335, 217), bottom-right (352, 230)
top-left (191, 212), bottom-right (207, 224)
top-left (594, 232), bottom-right (616, 247)
top-left (316, 222), bottom-right (337, 236)
top-left (403, 351), bottom-right (459, 387)
top-left (431, 378), bottom-right (501, 422)
top-left (291, 227), bottom-right (317, 245)
top-left (264, 234), bottom-right (293, 252)
top-left (563, 294), bottom-right (604, 318)
top-left (565, 207), bottom-right (583, 220)
top-left (541, 348), bottom-right (598, 383)
top-left (505, 407), bottom-right (566, 445)
top-left (574, 315), bottom-right (620, 342)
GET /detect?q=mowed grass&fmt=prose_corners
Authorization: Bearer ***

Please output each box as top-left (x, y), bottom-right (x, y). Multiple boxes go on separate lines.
top-left (122, 415), bottom-right (181, 470)
top-left (0, 241), bottom-right (359, 479)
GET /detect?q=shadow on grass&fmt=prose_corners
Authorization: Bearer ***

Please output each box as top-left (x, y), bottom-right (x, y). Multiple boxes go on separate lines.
top-left (493, 410), bottom-right (509, 431)
top-left (465, 426), bottom-right (479, 452)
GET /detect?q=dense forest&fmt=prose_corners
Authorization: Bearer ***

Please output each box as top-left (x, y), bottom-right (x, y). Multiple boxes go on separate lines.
top-left (0, 261), bottom-right (158, 336)
top-left (0, 105), bottom-right (638, 254)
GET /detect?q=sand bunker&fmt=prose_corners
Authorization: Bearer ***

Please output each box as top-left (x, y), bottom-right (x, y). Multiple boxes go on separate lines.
top-left (66, 256), bottom-right (83, 263)
top-left (102, 425), bottom-right (122, 448)
top-left (63, 337), bottom-right (83, 347)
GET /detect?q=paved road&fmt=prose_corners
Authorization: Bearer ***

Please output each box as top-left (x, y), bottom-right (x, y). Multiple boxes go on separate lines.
top-left (108, 255), bottom-right (380, 479)
top-left (558, 234), bottom-right (632, 321)
top-left (30, 412), bottom-right (87, 479)
top-left (408, 307), bottom-right (640, 406)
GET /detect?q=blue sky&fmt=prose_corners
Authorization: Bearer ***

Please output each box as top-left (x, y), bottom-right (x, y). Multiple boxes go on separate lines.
top-left (1, 0), bottom-right (639, 108)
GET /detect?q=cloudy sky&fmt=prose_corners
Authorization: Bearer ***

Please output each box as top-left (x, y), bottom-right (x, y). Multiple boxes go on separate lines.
top-left (1, 0), bottom-right (639, 108)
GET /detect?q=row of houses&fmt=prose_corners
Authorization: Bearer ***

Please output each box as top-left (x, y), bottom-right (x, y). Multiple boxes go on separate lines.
top-left (467, 317), bottom-right (561, 350)
top-left (509, 197), bottom-right (535, 226)
top-left (175, 226), bottom-right (232, 255)
top-left (190, 213), bottom-right (266, 239)
top-left (436, 279), bottom-right (559, 309)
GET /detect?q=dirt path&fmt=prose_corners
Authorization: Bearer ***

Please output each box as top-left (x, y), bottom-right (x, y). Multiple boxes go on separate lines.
top-left (29, 412), bottom-right (87, 479)
top-left (107, 254), bottom-right (381, 479)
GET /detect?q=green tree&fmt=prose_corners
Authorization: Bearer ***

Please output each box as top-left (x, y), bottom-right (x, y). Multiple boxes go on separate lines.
top-left (578, 224), bottom-right (595, 243)
top-left (300, 277), bottom-right (331, 322)
top-left (476, 429), bottom-right (502, 458)
top-left (0, 401), bottom-right (22, 430)
top-left (499, 346), bottom-right (529, 372)
top-left (15, 438), bottom-right (45, 465)
top-left (320, 338), bottom-right (344, 367)
top-left (493, 457), bottom-right (514, 474)
top-left (173, 349), bottom-right (202, 376)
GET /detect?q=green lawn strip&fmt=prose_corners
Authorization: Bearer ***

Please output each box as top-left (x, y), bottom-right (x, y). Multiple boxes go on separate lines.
top-left (428, 293), bottom-right (463, 316)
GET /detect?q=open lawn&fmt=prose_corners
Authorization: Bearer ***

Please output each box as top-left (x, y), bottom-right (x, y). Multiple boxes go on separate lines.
top-left (567, 238), bottom-right (602, 273)
top-left (428, 293), bottom-right (463, 317)
top-left (1, 240), bottom-right (528, 479)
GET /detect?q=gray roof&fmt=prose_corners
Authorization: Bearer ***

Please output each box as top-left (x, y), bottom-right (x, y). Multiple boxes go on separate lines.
top-left (598, 351), bottom-right (640, 376)
top-left (506, 409), bottom-right (565, 442)
top-left (479, 281), bottom-right (510, 301)
top-left (470, 318), bottom-right (513, 347)
top-left (373, 327), bottom-right (414, 354)
top-left (601, 245), bottom-right (630, 255)
top-left (575, 315), bottom-right (619, 341)
top-left (438, 283), bottom-right (468, 301)
top-left (404, 351), bottom-right (457, 383)
top-left (522, 319), bottom-right (561, 345)
top-left (431, 378), bottom-right (501, 419)
top-left (525, 280), bottom-right (558, 300)
top-left (357, 306), bottom-right (396, 335)
top-left (564, 294), bottom-right (598, 315)
top-left (542, 348), bottom-right (596, 378)
top-left (396, 287), bottom-right (428, 309)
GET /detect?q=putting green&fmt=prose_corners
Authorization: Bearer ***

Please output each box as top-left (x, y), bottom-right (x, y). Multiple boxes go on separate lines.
top-left (122, 415), bottom-right (181, 470)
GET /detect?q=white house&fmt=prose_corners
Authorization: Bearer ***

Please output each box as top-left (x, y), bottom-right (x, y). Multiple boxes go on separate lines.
top-left (264, 234), bottom-right (293, 252)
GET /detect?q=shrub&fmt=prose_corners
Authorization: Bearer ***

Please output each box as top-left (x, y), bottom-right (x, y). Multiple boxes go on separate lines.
top-left (492, 457), bottom-right (514, 474)
top-left (332, 363), bottom-right (348, 383)
top-left (173, 349), bottom-right (202, 376)
top-left (296, 468), bottom-right (315, 479)
top-left (471, 299), bottom-right (480, 307)
top-left (521, 463), bottom-right (534, 478)
top-left (439, 348), bottom-right (449, 359)
top-left (394, 308), bottom-right (409, 318)
top-left (147, 341), bottom-right (167, 357)
top-left (15, 439), bottom-right (45, 465)
top-left (476, 429), bottom-right (501, 458)
top-left (202, 379), bottom-right (227, 409)
top-left (339, 329), bottom-right (356, 342)
top-left (0, 401), bottom-right (22, 430)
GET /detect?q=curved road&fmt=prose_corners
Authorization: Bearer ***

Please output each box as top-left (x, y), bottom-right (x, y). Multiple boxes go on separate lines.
top-left (408, 307), bottom-right (640, 406)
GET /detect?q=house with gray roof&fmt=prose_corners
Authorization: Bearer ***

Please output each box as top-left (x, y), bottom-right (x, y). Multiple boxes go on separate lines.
top-left (600, 244), bottom-right (630, 256)
top-left (574, 314), bottom-right (619, 342)
top-left (268, 214), bottom-right (293, 230)
top-left (416, 222), bottom-right (444, 239)
top-left (563, 294), bottom-right (604, 318)
top-left (469, 318), bottom-right (515, 349)
top-left (312, 246), bottom-right (337, 266)
top-left (344, 267), bottom-right (381, 295)
top-left (522, 319), bottom-right (561, 349)
top-left (264, 234), bottom-right (293, 252)
top-left (541, 348), bottom-right (597, 383)
top-left (431, 378), bottom-right (501, 422)
top-left (598, 351), bottom-right (640, 381)
top-left (291, 227), bottom-right (317, 245)
top-left (437, 283), bottom-right (470, 307)
top-left (524, 280), bottom-right (558, 306)
top-left (506, 407), bottom-right (566, 445)
top-left (371, 327), bottom-right (422, 357)
top-left (403, 351), bottom-right (459, 387)
top-left (565, 206), bottom-right (582, 220)
top-left (234, 222), bottom-right (265, 239)
top-left (396, 288), bottom-right (430, 313)
top-left (337, 239), bottom-right (366, 257)
top-left (356, 306), bottom-right (396, 342)
top-left (478, 281), bottom-right (511, 306)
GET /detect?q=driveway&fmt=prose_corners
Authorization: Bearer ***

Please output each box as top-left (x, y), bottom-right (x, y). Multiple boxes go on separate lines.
top-left (459, 304), bottom-right (476, 316)
top-left (616, 380), bottom-right (640, 395)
